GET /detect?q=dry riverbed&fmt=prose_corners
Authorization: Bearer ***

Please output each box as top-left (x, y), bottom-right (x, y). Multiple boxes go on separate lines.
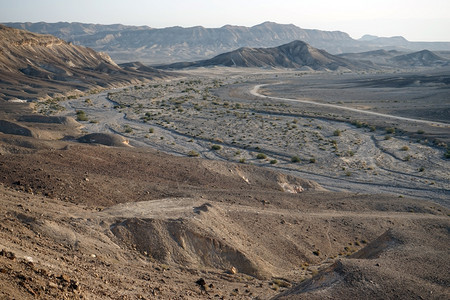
top-left (47, 68), bottom-right (450, 206)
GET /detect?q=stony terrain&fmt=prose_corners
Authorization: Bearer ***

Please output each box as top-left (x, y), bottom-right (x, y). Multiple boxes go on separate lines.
top-left (0, 26), bottom-right (449, 298)
top-left (45, 68), bottom-right (450, 207)
top-left (0, 107), bottom-right (449, 299)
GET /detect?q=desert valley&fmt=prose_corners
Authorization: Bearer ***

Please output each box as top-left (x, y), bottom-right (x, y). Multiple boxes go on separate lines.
top-left (0, 20), bottom-right (449, 299)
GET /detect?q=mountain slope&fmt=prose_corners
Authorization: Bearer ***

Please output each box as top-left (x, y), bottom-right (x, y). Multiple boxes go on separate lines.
top-left (5, 21), bottom-right (450, 64)
top-left (391, 50), bottom-right (449, 67)
top-left (0, 25), bottom-right (169, 101)
top-left (156, 40), bottom-right (371, 70)
top-left (338, 49), bottom-right (449, 68)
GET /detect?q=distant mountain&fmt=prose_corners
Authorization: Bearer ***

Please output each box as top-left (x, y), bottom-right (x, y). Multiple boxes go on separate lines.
top-left (5, 21), bottom-right (448, 65)
top-left (339, 49), bottom-right (449, 68)
top-left (156, 40), bottom-right (371, 71)
top-left (0, 25), bottom-right (168, 101)
top-left (4, 21), bottom-right (358, 64)
top-left (391, 50), bottom-right (449, 67)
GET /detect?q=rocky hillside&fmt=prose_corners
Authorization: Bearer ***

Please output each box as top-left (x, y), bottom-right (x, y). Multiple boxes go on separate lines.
top-left (391, 50), bottom-right (449, 67)
top-left (0, 25), bottom-right (169, 101)
top-left (0, 106), bottom-right (449, 299)
top-left (156, 40), bottom-right (371, 71)
top-left (338, 49), bottom-right (449, 68)
top-left (5, 21), bottom-right (450, 64)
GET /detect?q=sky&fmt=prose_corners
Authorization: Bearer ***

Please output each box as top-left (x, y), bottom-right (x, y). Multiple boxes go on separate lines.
top-left (1, 0), bottom-right (449, 41)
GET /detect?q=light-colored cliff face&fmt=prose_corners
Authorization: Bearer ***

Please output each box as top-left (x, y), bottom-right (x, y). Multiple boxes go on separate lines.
top-left (0, 25), bottom-right (169, 101)
top-left (0, 25), bottom-right (119, 73)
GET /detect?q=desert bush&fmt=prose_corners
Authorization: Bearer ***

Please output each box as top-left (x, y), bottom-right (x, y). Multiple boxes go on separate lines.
top-left (444, 149), bottom-right (450, 159)
top-left (211, 144), bottom-right (222, 151)
top-left (333, 129), bottom-right (341, 136)
top-left (291, 156), bottom-right (301, 163)
top-left (309, 158), bottom-right (316, 163)
top-left (384, 135), bottom-right (392, 140)
top-left (417, 129), bottom-right (425, 134)
top-left (187, 150), bottom-right (199, 157)
top-left (123, 125), bottom-right (133, 133)
top-left (386, 127), bottom-right (395, 134)
top-left (400, 146), bottom-right (409, 151)
top-left (270, 159), bottom-right (278, 164)
top-left (239, 158), bottom-right (246, 163)
top-left (256, 153), bottom-right (267, 159)
top-left (76, 110), bottom-right (88, 121)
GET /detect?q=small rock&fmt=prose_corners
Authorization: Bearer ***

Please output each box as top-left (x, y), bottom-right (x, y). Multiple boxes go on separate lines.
top-left (58, 274), bottom-right (70, 282)
top-left (196, 278), bottom-right (206, 287)
top-left (48, 282), bottom-right (58, 289)
top-left (229, 266), bottom-right (237, 274)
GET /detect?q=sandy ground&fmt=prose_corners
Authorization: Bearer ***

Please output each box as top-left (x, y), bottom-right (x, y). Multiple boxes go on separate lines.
top-left (48, 69), bottom-right (450, 207)
top-left (0, 69), bottom-right (449, 299)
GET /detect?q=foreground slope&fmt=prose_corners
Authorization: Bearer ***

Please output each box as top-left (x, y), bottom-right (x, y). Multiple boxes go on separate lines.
top-left (0, 102), bottom-right (449, 299)
top-left (156, 40), bottom-right (370, 71)
top-left (0, 25), bottom-right (169, 101)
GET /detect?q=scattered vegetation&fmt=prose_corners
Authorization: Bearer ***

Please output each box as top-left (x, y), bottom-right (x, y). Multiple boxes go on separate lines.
top-left (211, 144), bottom-right (222, 151)
top-left (256, 153), bottom-right (267, 159)
top-left (291, 156), bottom-right (301, 163)
top-left (76, 110), bottom-right (88, 121)
top-left (386, 127), bottom-right (395, 134)
top-left (187, 150), bottom-right (200, 157)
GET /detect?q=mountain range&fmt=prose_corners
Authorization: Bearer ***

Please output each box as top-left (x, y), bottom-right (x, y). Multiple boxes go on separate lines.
top-left (4, 21), bottom-right (450, 64)
top-left (156, 40), bottom-right (372, 71)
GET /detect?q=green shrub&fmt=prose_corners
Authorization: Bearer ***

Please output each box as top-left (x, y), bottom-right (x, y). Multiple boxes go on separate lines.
top-left (211, 144), bottom-right (222, 151)
top-left (291, 156), bottom-right (301, 163)
top-left (270, 159), bottom-right (278, 164)
top-left (386, 127), bottom-right (395, 134)
top-left (444, 150), bottom-right (450, 159)
top-left (188, 150), bottom-right (199, 157)
top-left (256, 153), bottom-right (267, 159)
top-left (309, 158), bottom-right (316, 163)
top-left (76, 110), bottom-right (88, 121)
top-left (400, 146), bottom-right (409, 151)
top-left (333, 129), bottom-right (342, 136)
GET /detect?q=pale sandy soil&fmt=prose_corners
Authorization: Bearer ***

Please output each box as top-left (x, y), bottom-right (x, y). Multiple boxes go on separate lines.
top-left (49, 68), bottom-right (450, 207)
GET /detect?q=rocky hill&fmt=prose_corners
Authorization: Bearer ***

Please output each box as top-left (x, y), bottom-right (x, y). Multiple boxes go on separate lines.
top-left (391, 50), bottom-right (449, 67)
top-left (6, 21), bottom-right (450, 64)
top-left (338, 49), bottom-right (449, 68)
top-left (156, 40), bottom-right (371, 71)
top-left (0, 25), bottom-right (169, 101)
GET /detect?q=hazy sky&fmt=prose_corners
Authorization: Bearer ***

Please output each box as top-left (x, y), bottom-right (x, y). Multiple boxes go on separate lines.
top-left (1, 0), bottom-right (449, 41)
